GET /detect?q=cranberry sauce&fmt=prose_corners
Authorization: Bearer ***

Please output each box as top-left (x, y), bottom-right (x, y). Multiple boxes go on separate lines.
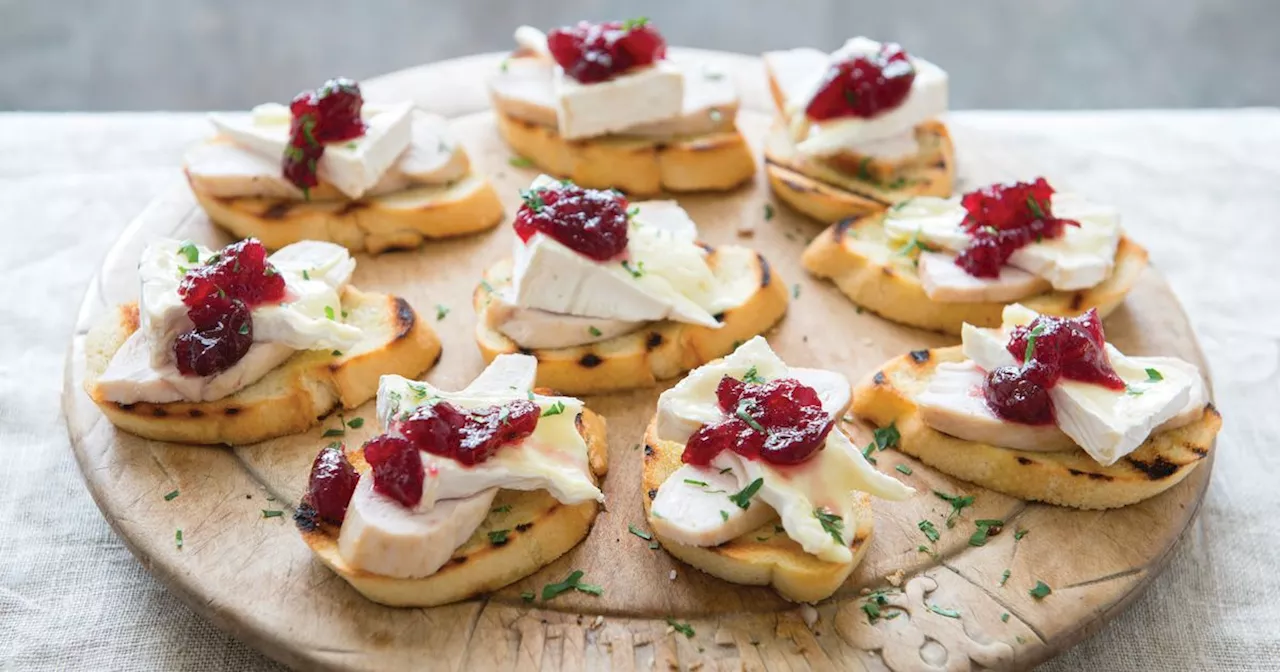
top-left (513, 181), bottom-right (630, 261)
top-left (173, 239), bottom-right (286, 376)
top-left (364, 435), bottom-right (425, 507)
top-left (805, 43), bottom-right (915, 121)
top-left (983, 309), bottom-right (1125, 424)
top-left (683, 376), bottom-right (834, 467)
top-left (301, 443), bottom-right (361, 524)
top-left (282, 77), bottom-right (368, 195)
top-left (397, 399), bottom-right (541, 467)
top-left (954, 177), bottom-right (1080, 278)
top-left (546, 19), bottom-right (667, 84)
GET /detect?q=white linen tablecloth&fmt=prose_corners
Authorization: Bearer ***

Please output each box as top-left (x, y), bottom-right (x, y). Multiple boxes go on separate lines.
top-left (1, 110), bottom-right (1278, 671)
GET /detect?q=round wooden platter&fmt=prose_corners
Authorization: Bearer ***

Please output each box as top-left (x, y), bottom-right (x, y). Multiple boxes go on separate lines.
top-left (62, 52), bottom-right (1214, 672)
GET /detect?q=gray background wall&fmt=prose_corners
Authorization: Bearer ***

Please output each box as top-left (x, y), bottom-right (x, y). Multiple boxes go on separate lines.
top-left (2, 0), bottom-right (1277, 111)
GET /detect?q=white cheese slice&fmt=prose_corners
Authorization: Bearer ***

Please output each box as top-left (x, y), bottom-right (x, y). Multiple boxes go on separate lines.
top-left (651, 336), bottom-right (913, 563)
top-left (961, 307), bottom-right (1195, 465)
top-left (137, 239), bottom-right (362, 369)
top-left (917, 360), bottom-right (1076, 452)
top-left (918, 251), bottom-right (1050, 303)
top-left (553, 62), bottom-right (685, 140)
top-left (884, 194), bottom-right (1122, 291)
top-left (766, 37), bottom-right (947, 158)
top-left (95, 331), bottom-right (296, 404)
top-left (488, 289), bottom-right (644, 349)
top-left (509, 183), bottom-right (725, 326)
top-left (337, 474), bottom-right (496, 579)
top-left (208, 102), bottom-right (413, 199)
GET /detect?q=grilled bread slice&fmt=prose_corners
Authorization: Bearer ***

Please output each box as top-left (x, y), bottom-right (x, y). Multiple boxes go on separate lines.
top-left (83, 287), bottom-right (441, 445)
top-left (297, 409), bottom-right (608, 607)
top-left (802, 211), bottom-right (1149, 334)
top-left (489, 55), bottom-right (755, 196)
top-left (189, 172), bottom-right (504, 255)
top-left (473, 245), bottom-right (789, 395)
top-left (852, 346), bottom-right (1221, 509)
top-left (640, 419), bottom-right (873, 603)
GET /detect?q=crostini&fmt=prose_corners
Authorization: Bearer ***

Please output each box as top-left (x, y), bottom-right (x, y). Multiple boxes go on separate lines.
top-left (474, 175), bottom-right (789, 394)
top-left (489, 20), bottom-right (755, 196)
top-left (641, 337), bottom-right (913, 602)
top-left (803, 177), bottom-right (1148, 333)
top-left (295, 353), bottom-right (608, 607)
top-left (853, 305), bottom-right (1221, 509)
top-left (763, 37), bottom-right (955, 222)
top-left (83, 238), bottom-right (441, 445)
top-left (185, 78), bottom-right (504, 254)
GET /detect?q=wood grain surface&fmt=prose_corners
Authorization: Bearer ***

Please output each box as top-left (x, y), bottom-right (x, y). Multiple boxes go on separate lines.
top-left (61, 52), bottom-right (1214, 671)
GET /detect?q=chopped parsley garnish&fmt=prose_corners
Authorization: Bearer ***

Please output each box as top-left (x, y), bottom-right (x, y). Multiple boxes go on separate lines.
top-left (491, 504), bottom-right (511, 514)
top-left (541, 570), bottom-right (602, 600)
top-left (856, 156), bottom-right (874, 181)
top-left (1146, 367), bottom-right (1164, 382)
top-left (764, 203), bottom-right (775, 221)
top-left (621, 260), bottom-right (645, 278)
top-left (741, 365), bottom-right (765, 384)
top-left (1001, 612), bottom-right (1011, 623)
top-left (933, 490), bottom-right (975, 528)
top-left (236, 322), bottom-right (249, 335)
top-left (926, 603), bottom-right (961, 619)
top-left (895, 229), bottom-right (932, 260)
top-left (1000, 569), bottom-right (1012, 586)
top-left (500, 59), bottom-right (511, 73)
top-left (175, 529), bottom-right (183, 549)
top-left (588, 326), bottom-right (602, 337)
top-left (346, 417), bottom-right (364, 429)
top-left (734, 400), bottom-right (766, 433)
top-left (729, 478), bottom-right (764, 509)
top-left (479, 280), bottom-right (495, 294)
top-left (622, 16), bottom-right (649, 30)
top-left (1014, 528), bottom-right (1028, 541)
top-left (321, 427), bottom-right (345, 438)
top-left (628, 524), bottom-right (652, 541)
top-left (873, 423), bottom-right (900, 451)
top-left (520, 188), bottom-right (546, 212)
top-left (969, 519), bottom-right (1003, 547)
top-left (918, 519), bottom-right (940, 543)
top-left (792, 283), bottom-right (801, 299)
top-left (626, 205), bottom-right (640, 218)
top-left (302, 269), bottom-right (310, 280)
top-left (719, 467), bottom-right (733, 475)
top-left (435, 304), bottom-right (449, 321)
top-left (1023, 322), bottom-right (1046, 363)
top-left (666, 618), bottom-right (695, 638)
top-left (177, 241), bottom-right (199, 264)
top-left (861, 442), bottom-right (878, 464)
top-left (895, 464), bottom-right (913, 475)
top-left (324, 305), bottom-right (336, 321)
top-left (541, 401), bottom-right (566, 417)
top-left (719, 510), bottom-right (729, 522)
top-left (407, 382), bottom-right (430, 399)
top-left (262, 510), bottom-right (284, 519)
top-left (508, 156), bottom-right (535, 168)
top-left (1029, 580), bottom-right (1052, 599)
top-left (164, 489), bottom-right (180, 501)
top-left (862, 599), bottom-right (882, 623)
top-left (488, 529), bottom-right (510, 544)
top-left (1026, 195), bottom-right (1047, 219)
top-left (331, 350), bottom-right (343, 357)
top-left (814, 508), bottom-right (845, 545)
top-left (683, 478), bottom-right (709, 487)
top-left (520, 591), bottom-right (534, 602)
top-left (649, 540), bottom-right (660, 550)
top-left (861, 588), bottom-right (899, 623)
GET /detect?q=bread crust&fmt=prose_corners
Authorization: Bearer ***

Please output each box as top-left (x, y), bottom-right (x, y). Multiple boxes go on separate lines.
top-left (83, 286), bottom-right (442, 445)
top-left (188, 172), bottom-right (504, 254)
top-left (801, 211), bottom-right (1149, 334)
top-left (472, 246), bottom-right (789, 395)
top-left (852, 346), bottom-right (1221, 509)
top-left (640, 418), bottom-right (873, 603)
top-left (298, 408), bottom-right (609, 607)
top-left (493, 111), bottom-right (756, 197)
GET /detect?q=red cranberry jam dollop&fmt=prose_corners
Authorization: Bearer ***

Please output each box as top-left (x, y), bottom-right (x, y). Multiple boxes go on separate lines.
top-left (397, 399), bottom-right (541, 467)
top-left (954, 177), bottom-right (1080, 278)
top-left (173, 239), bottom-right (286, 376)
top-left (683, 376), bottom-right (834, 467)
top-left (805, 43), bottom-right (916, 121)
top-left (547, 19), bottom-right (667, 84)
top-left (302, 443), bottom-right (361, 524)
top-left (364, 435), bottom-right (425, 507)
top-left (283, 77), bottom-right (368, 194)
top-left (983, 309), bottom-right (1125, 424)
top-left (513, 182), bottom-right (630, 261)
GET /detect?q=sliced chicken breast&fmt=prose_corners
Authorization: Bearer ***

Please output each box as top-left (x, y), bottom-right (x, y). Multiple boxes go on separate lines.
top-left (918, 251), bottom-right (1050, 303)
top-left (916, 361), bottom-right (1076, 452)
top-left (650, 464), bottom-right (776, 547)
top-left (96, 331), bottom-right (296, 405)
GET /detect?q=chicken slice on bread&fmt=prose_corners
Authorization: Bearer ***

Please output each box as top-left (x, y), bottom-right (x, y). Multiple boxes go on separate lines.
top-left (295, 354), bottom-right (608, 607)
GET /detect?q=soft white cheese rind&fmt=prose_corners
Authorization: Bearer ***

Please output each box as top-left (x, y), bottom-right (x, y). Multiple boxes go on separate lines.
top-left (553, 62), bottom-right (685, 140)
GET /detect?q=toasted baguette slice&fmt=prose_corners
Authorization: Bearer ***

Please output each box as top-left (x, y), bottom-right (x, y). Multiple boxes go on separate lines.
top-left (852, 346), bottom-right (1221, 509)
top-left (495, 112), bottom-right (756, 197)
top-left (298, 409), bottom-right (608, 607)
top-left (802, 211), bottom-right (1149, 334)
top-left (641, 417), bottom-right (873, 603)
top-left (473, 246), bottom-right (789, 395)
top-left (83, 287), bottom-right (441, 445)
top-left (188, 172), bottom-right (505, 254)
top-left (764, 120), bottom-right (956, 224)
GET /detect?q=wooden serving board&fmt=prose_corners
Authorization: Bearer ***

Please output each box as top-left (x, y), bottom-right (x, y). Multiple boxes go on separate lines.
top-left (62, 52), bottom-right (1214, 671)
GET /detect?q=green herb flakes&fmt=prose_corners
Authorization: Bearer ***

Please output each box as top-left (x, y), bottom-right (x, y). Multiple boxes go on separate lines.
top-left (918, 519), bottom-right (940, 543)
top-left (1029, 581), bottom-right (1052, 599)
top-left (814, 508), bottom-right (845, 545)
top-left (488, 529), bottom-right (510, 544)
top-left (163, 489), bottom-right (179, 502)
top-left (346, 417), bottom-right (364, 429)
top-left (628, 524), bottom-right (652, 541)
top-left (895, 464), bottom-right (913, 475)
top-left (262, 510), bottom-right (284, 519)
top-left (933, 490), bottom-right (975, 528)
top-left (588, 325), bottom-right (602, 337)
top-left (666, 617), bottom-right (695, 638)
top-left (508, 156), bottom-right (535, 168)
top-left (435, 304), bottom-right (449, 321)
top-left (729, 478), bottom-right (764, 509)
top-left (927, 603), bottom-right (961, 619)
top-left (177, 241), bottom-right (199, 264)
top-left (764, 203), bottom-right (775, 221)
top-left (541, 570), bottom-right (602, 600)
top-left (175, 529), bottom-right (183, 549)
top-left (541, 401), bottom-right (565, 417)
